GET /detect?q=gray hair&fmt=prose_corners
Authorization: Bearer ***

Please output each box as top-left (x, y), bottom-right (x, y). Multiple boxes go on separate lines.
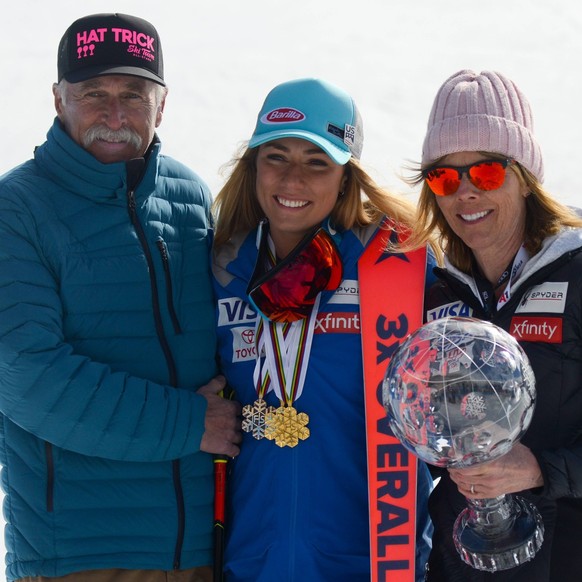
top-left (54, 78), bottom-right (167, 107)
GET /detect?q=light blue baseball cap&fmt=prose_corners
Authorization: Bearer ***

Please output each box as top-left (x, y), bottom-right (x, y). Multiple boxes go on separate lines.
top-left (248, 78), bottom-right (363, 165)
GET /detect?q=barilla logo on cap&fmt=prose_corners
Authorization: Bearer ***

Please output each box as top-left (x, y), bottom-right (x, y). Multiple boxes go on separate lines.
top-left (261, 108), bottom-right (306, 124)
top-left (75, 27), bottom-right (156, 63)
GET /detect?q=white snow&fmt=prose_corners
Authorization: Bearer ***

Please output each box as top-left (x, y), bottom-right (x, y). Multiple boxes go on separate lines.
top-left (1, 0), bottom-right (581, 578)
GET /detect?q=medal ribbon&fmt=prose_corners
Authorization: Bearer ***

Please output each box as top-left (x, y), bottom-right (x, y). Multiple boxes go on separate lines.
top-left (251, 233), bottom-right (320, 407)
top-left (252, 317), bottom-right (271, 398)
top-left (261, 295), bottom-right (320, 406)
top-left (251, 233), bottom-right (282, 400)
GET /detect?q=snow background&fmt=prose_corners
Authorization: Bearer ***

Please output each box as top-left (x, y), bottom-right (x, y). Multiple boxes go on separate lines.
top-left (1, 0), bottom-right (581, 577)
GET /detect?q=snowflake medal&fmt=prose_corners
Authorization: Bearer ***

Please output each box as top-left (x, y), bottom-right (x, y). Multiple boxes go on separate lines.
top-left (242, 398), bottom-right (276, 440)
top-left (264, 404), bottom-right (310, 448)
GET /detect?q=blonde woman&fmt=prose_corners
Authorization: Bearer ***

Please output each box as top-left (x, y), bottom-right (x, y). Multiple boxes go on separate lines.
top-left (212, 78), bottom-right (436, 581)
top-left (410, 69), bottom-right (582, 581)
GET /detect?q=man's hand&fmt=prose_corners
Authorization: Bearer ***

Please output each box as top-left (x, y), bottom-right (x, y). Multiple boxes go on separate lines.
top-left (197, 376), bottom-right (242, 457)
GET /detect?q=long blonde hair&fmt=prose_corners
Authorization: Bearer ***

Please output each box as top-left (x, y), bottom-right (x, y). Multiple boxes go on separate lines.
top-left (212, 144), bottom-right (426, 251)
top-left (404, 154), bottom-right (582, 273)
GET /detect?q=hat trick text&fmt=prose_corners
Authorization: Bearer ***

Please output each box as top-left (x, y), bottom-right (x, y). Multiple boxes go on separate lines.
top-left (75, 27), bottom-right (156, 61)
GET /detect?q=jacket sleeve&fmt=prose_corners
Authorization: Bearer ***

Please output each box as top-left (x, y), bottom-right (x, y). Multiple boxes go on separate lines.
top-left (0, 191), bottom-right (209, 463)
top-left (536, 438), bottom-right (582, 500)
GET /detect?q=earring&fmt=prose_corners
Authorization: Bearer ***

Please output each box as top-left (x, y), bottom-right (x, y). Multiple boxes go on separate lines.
top-left (338, 190), bottom-right (345, 198)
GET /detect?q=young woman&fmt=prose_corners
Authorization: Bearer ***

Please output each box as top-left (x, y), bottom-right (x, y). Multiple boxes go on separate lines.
top-left (212, 78), bottom-right (436, 581)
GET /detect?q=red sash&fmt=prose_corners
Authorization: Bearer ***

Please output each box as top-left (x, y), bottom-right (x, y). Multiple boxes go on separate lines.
top-left (359, 224), bottom-right (427, 582)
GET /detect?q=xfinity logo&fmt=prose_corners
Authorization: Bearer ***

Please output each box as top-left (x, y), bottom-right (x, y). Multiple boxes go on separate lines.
top-left (314, 312), bottom-right (360, 333)
top-left (510, 316), bottom-right (563, 343)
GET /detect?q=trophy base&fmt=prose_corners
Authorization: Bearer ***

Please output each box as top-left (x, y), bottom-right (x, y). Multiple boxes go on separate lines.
top-left (453, 495), bottom-right (544, 572)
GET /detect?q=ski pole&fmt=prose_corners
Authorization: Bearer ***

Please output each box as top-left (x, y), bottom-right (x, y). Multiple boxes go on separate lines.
top-left (213, 385), bottom-right (234, 582)
top-left (213, 454), bottom-right (228, 582)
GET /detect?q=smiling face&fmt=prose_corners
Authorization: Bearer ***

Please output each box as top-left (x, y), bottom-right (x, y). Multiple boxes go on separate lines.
top-left (255, 137), bottom-right (346, 257)
top-left (54, 75), bottom-right (165, 164)
top-left (435, 151), bottom-right (529, 280)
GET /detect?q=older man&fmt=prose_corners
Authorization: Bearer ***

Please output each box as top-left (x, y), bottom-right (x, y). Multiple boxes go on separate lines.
top-left (0, 13), bottom-right (240, 582)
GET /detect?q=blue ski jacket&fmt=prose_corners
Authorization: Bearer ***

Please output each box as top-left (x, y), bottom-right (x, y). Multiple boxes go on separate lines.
top-left (213, 222), bottom-right (435, 582)
top-left (0, 119), bottom-right (218, 581)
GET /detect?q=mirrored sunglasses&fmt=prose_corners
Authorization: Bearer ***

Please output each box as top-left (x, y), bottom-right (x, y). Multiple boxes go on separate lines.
top-left (247, 226), bottom-right (343, 323)
top-left (422, 159), bottom-right (514, 197)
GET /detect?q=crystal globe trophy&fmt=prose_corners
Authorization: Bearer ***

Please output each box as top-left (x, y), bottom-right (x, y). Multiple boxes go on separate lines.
top-left (383, 316), bottom-right (544, 572)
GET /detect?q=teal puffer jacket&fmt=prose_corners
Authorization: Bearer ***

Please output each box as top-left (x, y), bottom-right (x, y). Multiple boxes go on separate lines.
top-left (0, 119), bottom-right (217, 581)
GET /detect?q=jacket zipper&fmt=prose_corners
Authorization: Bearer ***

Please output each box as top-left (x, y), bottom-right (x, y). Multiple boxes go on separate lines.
top-left (45, 442), bottom-right (54, 512)
top-left (172, 460), bottom-right (186, 570)
top-left (126, 186), bottom-right (185, 569)
top-left (156, 239), bottom-right (182, 334)
top-left (127, 189), bottom-right (178, 386)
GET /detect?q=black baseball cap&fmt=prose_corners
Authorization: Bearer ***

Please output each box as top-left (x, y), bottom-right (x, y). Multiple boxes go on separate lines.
top-left (57, 13), bottom-right (165, 86)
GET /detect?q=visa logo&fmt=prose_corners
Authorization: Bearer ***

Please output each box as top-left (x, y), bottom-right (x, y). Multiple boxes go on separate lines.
top-left (426, 301), bottom-right (473, 322)
top-left (218, 298), bottom-right (257, 326)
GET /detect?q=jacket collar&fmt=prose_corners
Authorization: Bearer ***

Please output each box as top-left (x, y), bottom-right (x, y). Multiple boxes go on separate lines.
top-left (34, 118), bottom-right (161, 202)
top-left (442, 228), bottom-right (582, 298)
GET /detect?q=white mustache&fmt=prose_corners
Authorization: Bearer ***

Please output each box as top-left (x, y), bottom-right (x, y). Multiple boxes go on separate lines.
top-left (82, 126), bottom-right (143, 150)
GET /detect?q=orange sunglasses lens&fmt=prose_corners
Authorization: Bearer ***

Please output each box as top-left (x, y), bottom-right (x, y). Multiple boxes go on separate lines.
top-left (468, 161), bottom-right (507, 191)
top-left (424, 160), bottom-right (510, 196)
top-left (424, 167), bottom-right (461, 196)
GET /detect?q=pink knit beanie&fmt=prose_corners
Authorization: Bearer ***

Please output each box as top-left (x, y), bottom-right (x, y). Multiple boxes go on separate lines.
top-left (422, 70), bottom-right (544, 182)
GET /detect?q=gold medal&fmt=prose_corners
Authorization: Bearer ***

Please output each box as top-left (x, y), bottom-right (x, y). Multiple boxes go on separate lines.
top-left (265, 404), bottom-right (310, 448)
top-left (242, 398), bottom-right (277, 440)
